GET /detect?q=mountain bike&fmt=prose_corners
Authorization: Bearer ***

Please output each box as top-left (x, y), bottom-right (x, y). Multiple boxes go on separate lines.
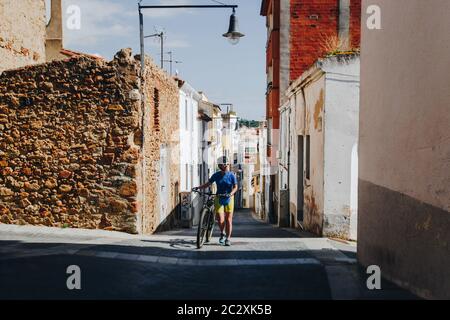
top-left (192, 188), bottom-right (228, 249)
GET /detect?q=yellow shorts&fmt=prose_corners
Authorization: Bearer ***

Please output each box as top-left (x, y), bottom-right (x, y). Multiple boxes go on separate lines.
top-left (214, 196), bottom-right (234, 214)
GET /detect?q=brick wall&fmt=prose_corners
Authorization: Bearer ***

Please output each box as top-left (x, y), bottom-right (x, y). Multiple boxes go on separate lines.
top-left (141, 57), bottom-right (180, 234)
top-left (0, 48), bottom-right (180, 235)
top-left (289, 0), bottom-right (361, 81)
top-left (290, 0), bottom-right (339, 81)
top-left (0, 0), bottom-right (46, 73)
top-left (264, 0), bottom-right (280, 128)
top-left (262, 0), bottom-right (361, 126)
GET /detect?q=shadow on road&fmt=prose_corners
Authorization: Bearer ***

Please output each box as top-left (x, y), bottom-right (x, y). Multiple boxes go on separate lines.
top-left (0, 210), bottom-right (419, 300)
top-left (0, 238), bottom-right (418, 300)
top-left (158, 208), bottom-right (319, 239)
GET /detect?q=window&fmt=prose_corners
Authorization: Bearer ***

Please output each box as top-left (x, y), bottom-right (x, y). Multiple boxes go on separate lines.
top-left (267, 119), bottom-right (273, 145)
top-left (190, 165), bottom-right (194, 191)
top-left (185, 99), bottom-right (188, 130)
top-left (185, 164), bottom-right (189, 190)
top-left (306, 135), bottom-right (311, 180)
top-left (173, 182), bottom-right (179, 218)
top-left (268, 65), bottom-right (273, 86)
top-left (153, 88), bottom-right (160, 131)
top-left (245, 147), bottom-right (257, 154)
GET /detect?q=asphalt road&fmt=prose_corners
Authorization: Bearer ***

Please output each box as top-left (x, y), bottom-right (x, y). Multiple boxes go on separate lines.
top-left (0, 210), bottom-right (417, 300)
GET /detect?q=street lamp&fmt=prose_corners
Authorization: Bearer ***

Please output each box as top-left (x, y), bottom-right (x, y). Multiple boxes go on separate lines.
top-left (223, 8), bottom-right (245, 45)
top-left (138, 2), bottom-right (244, 79)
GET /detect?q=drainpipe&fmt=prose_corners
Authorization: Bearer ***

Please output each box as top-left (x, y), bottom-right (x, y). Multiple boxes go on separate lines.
top-left (301, 87), bottom-right (307, 229)
top-left (338, 0), bottom-right (351, 50)
top-left (139, 6), bottom-right (146, 235)
top-left (287, 102), bottom-right (291, 227)
top-left (301, 87), bottom-right (307, 167)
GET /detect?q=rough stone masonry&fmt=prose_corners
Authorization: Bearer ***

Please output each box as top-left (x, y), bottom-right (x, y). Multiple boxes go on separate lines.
top-left (0, 48), bottom-right (180, 234)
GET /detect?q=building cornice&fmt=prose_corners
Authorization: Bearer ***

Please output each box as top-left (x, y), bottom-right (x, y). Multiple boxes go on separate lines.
top-left (260, 0), bottom-right (270, 16)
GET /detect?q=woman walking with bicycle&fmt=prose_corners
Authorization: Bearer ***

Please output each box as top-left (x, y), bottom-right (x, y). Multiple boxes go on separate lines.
top-left (194, 156), bottom-right (238, 246)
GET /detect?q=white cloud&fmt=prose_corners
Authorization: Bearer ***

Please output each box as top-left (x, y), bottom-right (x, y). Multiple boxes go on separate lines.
top-left (69, 0), bottom-right (134, 22)
top-left (165, 39), bottom-right (191, 48)
top-left (147, 38), bottom-right (191, 49)
top-left (62, 0), bottom-right (135, 47)
top-left (57, 0), bottom-right (192, 55)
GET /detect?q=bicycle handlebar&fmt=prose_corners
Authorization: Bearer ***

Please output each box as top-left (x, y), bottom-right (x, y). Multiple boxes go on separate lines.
top-left (192, 189), bottom-right (229, 197)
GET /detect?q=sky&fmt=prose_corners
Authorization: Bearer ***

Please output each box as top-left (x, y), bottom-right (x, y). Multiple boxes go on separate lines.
top-left (46, 0), bottom-right (267, 121)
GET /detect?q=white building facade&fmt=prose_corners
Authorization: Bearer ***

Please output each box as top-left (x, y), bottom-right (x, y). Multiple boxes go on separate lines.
top-left (239, 126), bottom-right (259, 209)
top-left (178, 81), bottom-right (202, 226)
top-left (280, 55), bottom-right (360, 240)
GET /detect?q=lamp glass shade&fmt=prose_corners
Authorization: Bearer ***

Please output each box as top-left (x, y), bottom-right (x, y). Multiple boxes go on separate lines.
top-left (223, 11), bottom-right (245, 43)
top-left (228, 37), bottom-right (240, 45)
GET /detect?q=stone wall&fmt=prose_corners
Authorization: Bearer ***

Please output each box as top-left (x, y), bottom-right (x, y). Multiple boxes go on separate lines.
top-left (141, 58), bottom-right (180, 234)
top-left (0, 0), bottom-right (46, 73)
top-left (0, 48), bottom-right (179, 235)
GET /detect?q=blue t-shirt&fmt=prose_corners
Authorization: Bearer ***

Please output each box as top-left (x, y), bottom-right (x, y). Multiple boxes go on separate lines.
top-left (209, 171), bottom-right (237, 205)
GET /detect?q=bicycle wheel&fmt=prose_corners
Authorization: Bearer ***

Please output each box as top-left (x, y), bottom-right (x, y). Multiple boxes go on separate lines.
top-left (197, 208), bottom-right (209, 249)
top-left (206, 211), bottom-right (215, 243)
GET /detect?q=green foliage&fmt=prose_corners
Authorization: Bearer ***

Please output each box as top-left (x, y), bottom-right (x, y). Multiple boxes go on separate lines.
top-left (239, 119), bottom-right (260, 128)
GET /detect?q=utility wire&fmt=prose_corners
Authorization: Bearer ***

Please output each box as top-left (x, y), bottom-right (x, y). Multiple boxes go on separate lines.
top-left (210, 0), bottom-right (228, 6)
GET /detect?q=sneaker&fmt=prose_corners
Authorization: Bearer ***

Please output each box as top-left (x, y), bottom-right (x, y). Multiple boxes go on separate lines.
top-left (225, 239), bottom-right (231, 246)
top-left (219, 233), bottom-right (226, 245)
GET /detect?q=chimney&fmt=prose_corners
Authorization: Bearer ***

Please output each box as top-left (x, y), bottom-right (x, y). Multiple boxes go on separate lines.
top-left (46, 0), bottom-right (63, 61)
top-left (338, 0), bottom-right (350, 51)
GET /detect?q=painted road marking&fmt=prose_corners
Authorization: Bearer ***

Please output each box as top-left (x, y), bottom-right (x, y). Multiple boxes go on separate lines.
top-left (73, 250), bottom-right (323, 266)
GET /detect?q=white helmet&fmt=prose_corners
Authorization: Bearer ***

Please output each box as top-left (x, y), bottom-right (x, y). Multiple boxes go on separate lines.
top-left (217, 156), bottom-right (230, 166)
